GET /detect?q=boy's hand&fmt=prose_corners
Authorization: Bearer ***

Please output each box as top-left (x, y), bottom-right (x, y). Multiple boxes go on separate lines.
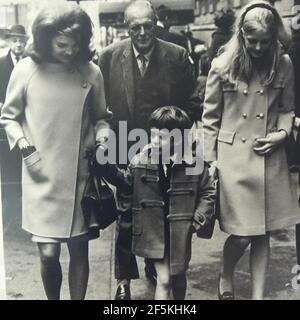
top-left (192, 211), bottom-right (207, 233)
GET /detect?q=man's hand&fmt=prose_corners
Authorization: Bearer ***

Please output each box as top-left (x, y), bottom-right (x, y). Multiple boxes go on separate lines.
top-left (253, 130), bottom-right (288, 156)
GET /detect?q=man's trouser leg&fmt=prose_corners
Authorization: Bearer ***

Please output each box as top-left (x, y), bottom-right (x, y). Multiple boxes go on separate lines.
top-left (114, 210), bottom-right (139, 280)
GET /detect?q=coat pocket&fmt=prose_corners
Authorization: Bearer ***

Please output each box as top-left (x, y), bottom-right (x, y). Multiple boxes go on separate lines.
top-left (23, 151), bottom-right (43, 181)
top-left (217, 130), bottom-right (236, 145)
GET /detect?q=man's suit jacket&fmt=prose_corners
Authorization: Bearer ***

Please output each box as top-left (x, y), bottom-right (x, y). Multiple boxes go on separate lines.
top-left (98, 38), bottom-right (201, 130)
top-left (0, 51), bottom-right (14, 105)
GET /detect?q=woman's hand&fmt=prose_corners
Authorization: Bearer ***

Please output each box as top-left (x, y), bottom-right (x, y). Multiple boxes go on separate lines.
top-left (253, 131), bottom-right (288, 156)
top-left (17, 137), bottom-right (30, 150)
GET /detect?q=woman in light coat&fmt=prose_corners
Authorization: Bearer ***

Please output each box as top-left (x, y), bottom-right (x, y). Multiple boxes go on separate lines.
top-left (202, 1), bottom-right (299, 300)
top-left (0, 3), bottom-right (111, 300)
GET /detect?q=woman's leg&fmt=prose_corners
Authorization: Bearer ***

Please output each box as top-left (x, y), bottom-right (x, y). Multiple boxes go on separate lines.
top-left (37, 242), bottom-right (62, 300)
top-left (220, 235), bottom-right (251, 294)
top-left (153, 256), bottom-right (171, 300)
top-left (250, 233), bottom-right (270, 300)
top-left (67, 240), bottom-right (89, 300)
top-left (171, 272), bottom-right (187, 300)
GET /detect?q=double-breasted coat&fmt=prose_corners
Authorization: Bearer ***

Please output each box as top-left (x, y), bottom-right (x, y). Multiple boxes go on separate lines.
top-left (0, 57), bottom-right (111, 238)
top-left (202, 52), bottom-right (300, 236)
top-left (109, 146), bottom-right (216, 275)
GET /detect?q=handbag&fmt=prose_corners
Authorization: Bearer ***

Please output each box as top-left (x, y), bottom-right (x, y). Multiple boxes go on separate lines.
top-left (81, 149), bottom-right (118, 230)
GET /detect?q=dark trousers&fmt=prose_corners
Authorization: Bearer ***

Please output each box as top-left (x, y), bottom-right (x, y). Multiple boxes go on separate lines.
top-left (115, 209), bottom-right (139, 280)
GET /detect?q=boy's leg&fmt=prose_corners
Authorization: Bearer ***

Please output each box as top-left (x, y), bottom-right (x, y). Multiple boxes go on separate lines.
top-left (153, 255), bottom-right (171, 300)
top-left (171, 272), bottom-right (187, 300)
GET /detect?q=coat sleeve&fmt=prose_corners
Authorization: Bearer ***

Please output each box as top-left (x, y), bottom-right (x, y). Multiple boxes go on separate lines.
top-left (90, 66), bottom-right (113, 141)
top-left (192, 163), bottom-right (216, 232)
top-left (0, 62), bottom-right (27, 150)
top-left (202, 59), bottom-right (223, 162)
top-left (277, 55), bottom-right (295, 136)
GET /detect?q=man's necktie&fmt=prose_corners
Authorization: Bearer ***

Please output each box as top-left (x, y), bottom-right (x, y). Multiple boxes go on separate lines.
top-left (15, 56), bottom-right (20, 63)
top-left (138, 54), bottom-right (147, 77)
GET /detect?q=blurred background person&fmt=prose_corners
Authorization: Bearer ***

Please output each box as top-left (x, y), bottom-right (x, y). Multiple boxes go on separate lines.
top-left (154, 4), bottom-right (186, 48)
top-left (209, 9), bottom-right (236, 61)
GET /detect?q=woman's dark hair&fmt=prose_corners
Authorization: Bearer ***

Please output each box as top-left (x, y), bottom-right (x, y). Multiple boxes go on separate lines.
top-left (149, 106), bottom-right (192, 132)
top-left (27, 3), bottom-right (94, 63)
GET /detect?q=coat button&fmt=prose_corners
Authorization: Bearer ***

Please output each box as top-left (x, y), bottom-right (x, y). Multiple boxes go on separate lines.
top-left (242, 113), bottom-right (247, 119)
top-left (243, 90), bottom-right (248, 95)
top-left (257, 89), bottom-right (264, 95)
top-left (241, 137), bottom-right (247, 143)
top-left (82, 82), bottom-right (88, 88)
top-left (256, 113), bottom-right (264, 119)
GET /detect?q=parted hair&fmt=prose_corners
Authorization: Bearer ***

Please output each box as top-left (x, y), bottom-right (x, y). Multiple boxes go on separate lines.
top-left (27, 3), bottom-right (94, 63)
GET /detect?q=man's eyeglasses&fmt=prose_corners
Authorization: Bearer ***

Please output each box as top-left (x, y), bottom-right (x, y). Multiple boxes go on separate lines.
top-left (129, 22), bottom-right (154, 33)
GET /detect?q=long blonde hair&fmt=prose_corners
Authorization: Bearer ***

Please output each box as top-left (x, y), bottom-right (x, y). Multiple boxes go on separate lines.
top-left (218, 1), bottom-right (289, 84)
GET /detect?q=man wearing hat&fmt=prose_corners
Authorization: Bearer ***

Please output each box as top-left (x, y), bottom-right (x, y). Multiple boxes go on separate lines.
top-left (0, 24), bottom-right (28, 106)
top-left (0, 24), bottom-right (28, 235)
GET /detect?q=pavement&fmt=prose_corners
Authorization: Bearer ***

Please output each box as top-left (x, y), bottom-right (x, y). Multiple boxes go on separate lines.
top-left (2, 214), bottom-right (300, 300)
top-left (2, 174), bottom-right (300, 300)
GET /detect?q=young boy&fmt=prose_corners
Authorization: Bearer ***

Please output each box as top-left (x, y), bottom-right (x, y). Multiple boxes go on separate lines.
top-left (96, 106), bottom-right (216, 300)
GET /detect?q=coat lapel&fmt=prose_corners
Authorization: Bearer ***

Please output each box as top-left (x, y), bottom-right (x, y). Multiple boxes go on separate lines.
top-left (155, 40), bottom-right (170, 102)
top-left (121, 44), bottom-right (135, 118)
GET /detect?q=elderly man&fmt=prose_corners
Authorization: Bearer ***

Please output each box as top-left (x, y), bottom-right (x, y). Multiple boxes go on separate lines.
top-left (98, 0), bottom-right (201, 300)
top-left (0, 24), bottom-right (28, 235)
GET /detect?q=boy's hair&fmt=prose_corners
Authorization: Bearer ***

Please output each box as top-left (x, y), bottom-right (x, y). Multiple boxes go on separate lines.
top-left (149, 106), bottom-right (193, 132)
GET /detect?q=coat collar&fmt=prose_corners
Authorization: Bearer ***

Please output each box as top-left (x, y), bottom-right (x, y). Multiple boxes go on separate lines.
top-left (141, 143), bottom-right (196, 167)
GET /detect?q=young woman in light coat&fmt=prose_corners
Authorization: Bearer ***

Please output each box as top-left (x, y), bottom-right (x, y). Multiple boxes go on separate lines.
top-left (0, 3), bottom-right (111, 300)
top-left (202, 1), bottom-right (300, 300)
